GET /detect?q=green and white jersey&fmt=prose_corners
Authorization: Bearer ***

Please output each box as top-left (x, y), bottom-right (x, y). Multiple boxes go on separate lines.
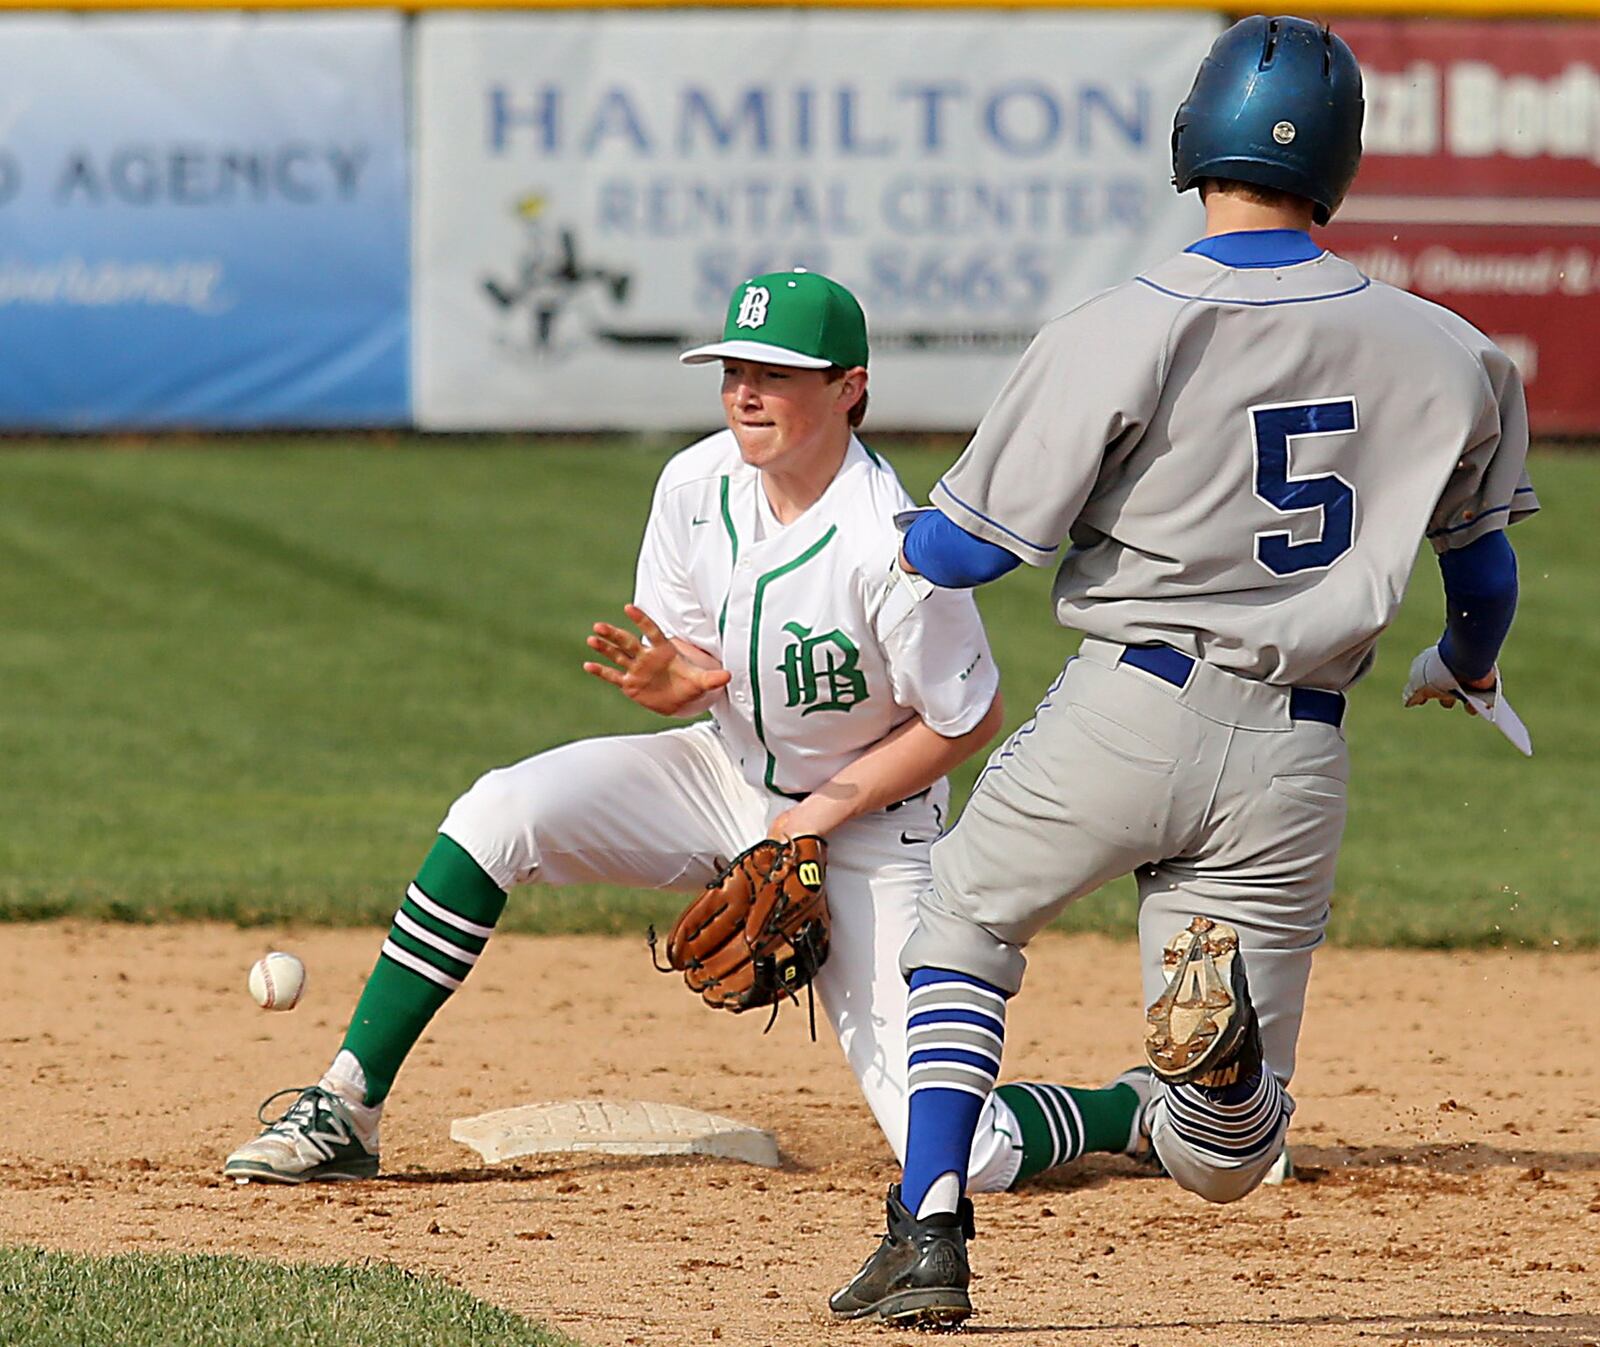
top-left (934, 248), bottom-right (1539, 692)
top-left (634, 431), bottom-right (999, 799)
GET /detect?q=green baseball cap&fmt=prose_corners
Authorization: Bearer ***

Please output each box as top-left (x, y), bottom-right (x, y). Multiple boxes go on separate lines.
top-left (681, 269), bottom-right (869, 370)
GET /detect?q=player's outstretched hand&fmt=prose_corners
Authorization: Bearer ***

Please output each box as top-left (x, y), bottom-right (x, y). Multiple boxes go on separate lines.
top-left (1402, 644), bottom-right (1493, 715)
top-left (583, 604), bottom-right (731, 717)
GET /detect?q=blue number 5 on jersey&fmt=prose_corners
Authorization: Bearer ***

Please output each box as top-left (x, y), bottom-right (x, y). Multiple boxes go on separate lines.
top-left (1249, 398), bottom-right (1359, 576)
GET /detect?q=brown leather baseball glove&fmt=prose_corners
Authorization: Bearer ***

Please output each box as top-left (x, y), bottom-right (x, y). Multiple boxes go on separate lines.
top-left (650, 836), bottom-right (830, 1034)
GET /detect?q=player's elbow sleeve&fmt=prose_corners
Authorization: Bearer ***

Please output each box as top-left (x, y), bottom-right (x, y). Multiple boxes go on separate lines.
top-left (1438, 530), bottom-right (1518, 681)
top-left (903, 510), bottom-right (1022, 588)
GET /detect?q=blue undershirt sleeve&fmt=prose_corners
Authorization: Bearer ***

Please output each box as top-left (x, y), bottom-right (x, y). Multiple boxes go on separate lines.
top-left (1437, 529), bottom-right (1518, 683)
top-left (902, 509), bottom-right (1023, 589)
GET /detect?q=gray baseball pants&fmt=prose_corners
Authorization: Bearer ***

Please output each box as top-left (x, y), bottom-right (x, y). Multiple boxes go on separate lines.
top-left (902, 637), bottom-right (1349, 1202)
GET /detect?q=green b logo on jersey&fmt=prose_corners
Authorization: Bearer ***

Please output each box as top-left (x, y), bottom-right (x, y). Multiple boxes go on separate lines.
top-left (777, 622), bottom-right (868, 715)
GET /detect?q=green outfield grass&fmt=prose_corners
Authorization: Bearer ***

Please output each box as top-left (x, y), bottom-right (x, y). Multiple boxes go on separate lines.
top-left (0, 1246), bottom-right (568, 1347)
top-left (0, 438), bottom-right (1592, 947)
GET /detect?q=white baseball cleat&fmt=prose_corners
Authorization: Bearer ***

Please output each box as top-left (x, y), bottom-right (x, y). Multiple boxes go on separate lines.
top-left (224, 1085), bottom-right (380, 1184)
top-left (1104, 1065), bottom-right (1163, 1170)
top-left (1262, 1145), bottom-right (1294, 1186)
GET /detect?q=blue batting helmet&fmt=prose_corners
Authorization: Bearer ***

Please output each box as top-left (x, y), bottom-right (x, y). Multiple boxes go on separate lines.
top-left (1171, 16), bottom-right (1364, 225)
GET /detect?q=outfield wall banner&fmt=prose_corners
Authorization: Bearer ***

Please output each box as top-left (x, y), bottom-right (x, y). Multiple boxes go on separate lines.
top-left (0, 16), bottom-right (408, 429)
top-left (413, 12), bottom-right (1220, 430)
top-left (1329, 19), bottom-right (1600, 434)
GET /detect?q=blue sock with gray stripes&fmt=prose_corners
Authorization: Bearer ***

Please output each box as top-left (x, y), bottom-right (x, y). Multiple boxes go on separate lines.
top-left (901, 967), bottom-right (1008, 1217)
top-left (340, 835), bottom-right (507, 1106)
top-left (1162, 1069), bottom-right (1286, 1166)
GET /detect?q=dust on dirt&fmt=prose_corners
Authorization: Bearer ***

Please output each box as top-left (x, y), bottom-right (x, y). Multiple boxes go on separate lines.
top-left (3, 923), bottom-right (1598, 1346)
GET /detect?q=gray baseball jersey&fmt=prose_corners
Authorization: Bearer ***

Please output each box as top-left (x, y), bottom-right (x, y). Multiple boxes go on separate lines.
top-left (930, 248), bottom-right (1539, 691)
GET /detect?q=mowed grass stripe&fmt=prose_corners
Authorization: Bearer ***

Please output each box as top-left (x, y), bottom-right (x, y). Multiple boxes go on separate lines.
top-left (0, 439), bottom-right (1592, 948)
top-left (0, 1245), bottom-right (573, 1347)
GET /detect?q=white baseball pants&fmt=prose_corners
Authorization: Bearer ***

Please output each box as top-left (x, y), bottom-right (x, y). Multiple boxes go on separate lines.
top-left (440, 720), bottom-right (1023, 1191)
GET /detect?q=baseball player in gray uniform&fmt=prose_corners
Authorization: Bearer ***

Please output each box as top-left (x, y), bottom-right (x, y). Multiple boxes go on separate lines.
top-left (833, 17), bottom-right (1538, 1326)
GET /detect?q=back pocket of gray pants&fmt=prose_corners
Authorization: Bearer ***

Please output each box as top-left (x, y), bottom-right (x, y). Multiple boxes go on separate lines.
top-left (1269, 774), bottom-right (1345, 806)
top-left (1064, 704), bottom-right (1177, 773)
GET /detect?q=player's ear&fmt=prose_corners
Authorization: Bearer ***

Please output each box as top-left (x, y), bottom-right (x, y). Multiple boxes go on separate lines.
top-left (837, 366), bottom-right (867, 414)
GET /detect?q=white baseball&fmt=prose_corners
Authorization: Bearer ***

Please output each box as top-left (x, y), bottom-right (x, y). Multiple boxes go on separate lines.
top-left (248, 952), bottom-right (306, 1011)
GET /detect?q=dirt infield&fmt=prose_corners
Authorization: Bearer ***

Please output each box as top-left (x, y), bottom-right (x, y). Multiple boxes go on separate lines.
top-left (3, 923), bottom-right (1598, 1346)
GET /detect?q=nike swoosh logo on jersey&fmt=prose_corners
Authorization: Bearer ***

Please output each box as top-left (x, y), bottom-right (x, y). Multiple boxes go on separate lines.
top-left (900, 832), bottom-right (937, 847)
top-left (691, 516), bottom-right (711, 526)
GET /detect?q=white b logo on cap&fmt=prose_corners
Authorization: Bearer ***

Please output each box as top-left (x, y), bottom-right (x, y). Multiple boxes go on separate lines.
top-left (1272, 121), bottom-right (1297, 145)
top-left (735, 285), bottom-right (771, 329)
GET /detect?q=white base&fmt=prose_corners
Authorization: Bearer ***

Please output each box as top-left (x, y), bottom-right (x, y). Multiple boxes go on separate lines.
top-left (450, 1099), bottom-right (781, 1169)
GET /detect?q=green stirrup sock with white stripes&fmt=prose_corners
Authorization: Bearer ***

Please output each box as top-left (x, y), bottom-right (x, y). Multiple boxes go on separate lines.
top-left (339, 835), bottom-right (507, 1106)
top-left (995, 1080), bottom-right (1141, 1184)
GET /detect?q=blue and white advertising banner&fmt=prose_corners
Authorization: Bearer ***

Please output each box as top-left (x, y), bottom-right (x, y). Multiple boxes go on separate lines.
top-left (414, 11), bottom-right (1221, 430)
top-left (0, 16), bottom-right (408, 429)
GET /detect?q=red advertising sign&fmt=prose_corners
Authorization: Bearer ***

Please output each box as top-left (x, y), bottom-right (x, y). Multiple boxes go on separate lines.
top-left (1327, 20), bottom-right (1600, 433)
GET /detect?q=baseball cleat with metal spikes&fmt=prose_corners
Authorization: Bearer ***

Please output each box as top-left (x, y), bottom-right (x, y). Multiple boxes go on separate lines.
top-left (1145, 917), bottom-right (1263, 1089)
top-left (829, 1184), bottom-right (974, 1326)
top-left (224, 1085), bottom-right (379, 1184)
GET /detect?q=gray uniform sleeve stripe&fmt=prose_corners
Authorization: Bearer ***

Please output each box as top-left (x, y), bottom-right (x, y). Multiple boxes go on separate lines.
top-left (931, 480), bottom-right (1056, 558)
top-left (1426, 504), bottom-right (1512, 538)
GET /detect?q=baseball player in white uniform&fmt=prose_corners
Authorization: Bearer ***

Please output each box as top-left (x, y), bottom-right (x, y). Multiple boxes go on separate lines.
top-left (223, 270), bottom-right (1153, 1192)
top-left (833, 18), bottom-right (1538, 1326)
